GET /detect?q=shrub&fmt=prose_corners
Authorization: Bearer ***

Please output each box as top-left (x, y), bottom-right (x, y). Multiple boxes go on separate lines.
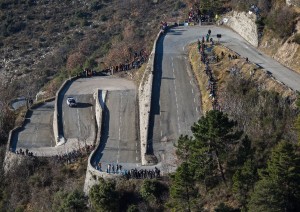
top-left (90, 1), bottom-right (103, 11)
top-left (265, 6), bottom-right (296, 38)
top-left (100, 14), bottom-right (108, 22)
top-left (140, 180), bottom-right (162, 203)
top-left (293, 33), bottom-right (300, 45)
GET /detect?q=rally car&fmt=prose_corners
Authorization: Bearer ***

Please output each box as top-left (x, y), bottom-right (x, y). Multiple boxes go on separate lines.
top-left (66, 97), bottom-right (77, 107)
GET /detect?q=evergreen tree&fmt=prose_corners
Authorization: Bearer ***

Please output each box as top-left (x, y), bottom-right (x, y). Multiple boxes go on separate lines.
top-left (232, 158), bottom-right (257, 210)
top-left (296, 92), bottom-right (300, 144)
top-left (236, 136), bottom-right (254, 167)
top-left (248, 141), bottom-right (300, 212)
top-left (167, 162), bottom-right (201, 212)
top-left (191, 110), bottom-right (242, 185)
top-left (89, 178), bottom-right (119, 212)
top-left (175, 135), bottom-right (193, 162)
top-left (53, 190), bottom-right (87, 212)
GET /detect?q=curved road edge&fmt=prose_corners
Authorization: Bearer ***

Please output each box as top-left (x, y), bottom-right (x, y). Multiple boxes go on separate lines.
top-left (53, 76), bottom-right (78, 146)
top-left (83, 89), bottom-right (122, 194)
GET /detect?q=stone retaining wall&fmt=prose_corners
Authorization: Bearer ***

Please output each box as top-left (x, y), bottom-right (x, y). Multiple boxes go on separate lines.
top-left (138, 30), bottom-right (162, 165)
top-left (53, 77), bottom-right (78, 145)
top-left (223, 11), bottom-right (258, 47)
top-left (4, 97), bottom-right (55, 173)
top-left (83, 90), bottom-right (119, 194)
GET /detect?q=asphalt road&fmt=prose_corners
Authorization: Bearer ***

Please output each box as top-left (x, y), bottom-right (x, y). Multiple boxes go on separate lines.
top-left (11, 101), bottom-right (55, 152)
top-left (11, 76), bottom-right (137, 156)
top-left (148, 25), bottom-right (300, 170)
top-left (91, 89), bottom-right (140, 170)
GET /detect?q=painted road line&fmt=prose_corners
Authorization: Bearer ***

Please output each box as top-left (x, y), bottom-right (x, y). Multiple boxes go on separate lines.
top-left (76, 109), bottom-right (81, 135)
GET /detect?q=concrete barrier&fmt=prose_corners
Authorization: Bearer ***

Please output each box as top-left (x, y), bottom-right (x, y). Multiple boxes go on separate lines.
top-left (138, 30), bottom-right (162, 165)
top-left (4, 96), bottom-right (56, 172)
top-left (83, 90), bottom-right (121, 194)
top-left (6, 96), bottom-right (56, 152)
top-left (53, 77), bottom-right (78, 146)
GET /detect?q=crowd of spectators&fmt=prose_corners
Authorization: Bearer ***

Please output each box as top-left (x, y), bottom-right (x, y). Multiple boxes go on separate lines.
top-left (188, 7), bottom-right (200, 23)
top-left (15, 148), bottom-right (34, 157)
top-left (53, 144), bottom-right (94, 164)
top-left (123, 167), bottom-right (161, 179)
top-left (94, 162), bottom-right (161, 179)
top-left (77, 49), bottom-right (148, 78)
top-left (13, 144), bottom-right (95, 165)
top-left (198, 30), bottom-right (220, 110)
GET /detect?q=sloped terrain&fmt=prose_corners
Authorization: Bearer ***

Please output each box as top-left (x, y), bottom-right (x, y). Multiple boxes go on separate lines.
top-left (0, 0), bottom-right (187, 98)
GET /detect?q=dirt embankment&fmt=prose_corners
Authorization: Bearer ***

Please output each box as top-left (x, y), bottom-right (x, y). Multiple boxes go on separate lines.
top-left (188, 41), bottom-right (299, 209)
top-left (189, 42), bottom-right (298, 145)
top-left (259, 19), bottom-right (300, 74)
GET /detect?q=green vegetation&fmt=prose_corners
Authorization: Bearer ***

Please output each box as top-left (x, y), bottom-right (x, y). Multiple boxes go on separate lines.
top-left (0, 1), bottom-right (299, 211)
top-left (293, 33), bottom-right (300, 45)
top-left (265, 6), bottom-right (297, 38)
top-left (53, 189), bottom-right (87, 212)
top-left (248, 141), bottom-right (300, 211)
top-left (89, 178), bottom-right (118, 211)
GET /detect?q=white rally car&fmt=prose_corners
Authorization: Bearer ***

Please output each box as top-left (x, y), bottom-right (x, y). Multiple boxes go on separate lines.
top-left (66, 97), bottom-right (77, 107)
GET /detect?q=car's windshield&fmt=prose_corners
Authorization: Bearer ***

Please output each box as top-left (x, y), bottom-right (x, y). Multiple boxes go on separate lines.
top-left (69, 99), bottom-right (75, 103)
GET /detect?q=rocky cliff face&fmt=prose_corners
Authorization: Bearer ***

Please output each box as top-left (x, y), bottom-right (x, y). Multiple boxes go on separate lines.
top-left (259, 20), bottom-right (300, 74)
top-left (224, 11), bottom-right (300, 74)
top-left (286, 0), bottom-right (300, 7)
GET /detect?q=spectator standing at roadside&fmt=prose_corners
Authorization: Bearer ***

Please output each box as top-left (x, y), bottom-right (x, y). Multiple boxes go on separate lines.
top-left (206, 33), bottom-right (210, 42)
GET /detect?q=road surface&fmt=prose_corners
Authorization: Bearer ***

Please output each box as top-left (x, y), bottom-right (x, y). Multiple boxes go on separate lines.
top-left (148, 25), bottom-right (300, 171)
top-left (91, 89), bottom-right (141, 170)
top-left (11, 76), bottom-right (137, 156)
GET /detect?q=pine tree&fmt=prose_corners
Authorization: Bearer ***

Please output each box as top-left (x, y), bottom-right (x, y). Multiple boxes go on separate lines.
top-left (89, 178), bottom-right (118, 212)
top-left (191, 110), bottom-right (242, 185)
top-left (175, 135), bottom-right (193, 162)
top-left (248, 141), bottom-right (300, 212)
top-left (232, 158), bottom-right (257, 210)
top-left (296, 92), bottom-right (300, 144)
top-left (167, 162), bottom-right (201, 212)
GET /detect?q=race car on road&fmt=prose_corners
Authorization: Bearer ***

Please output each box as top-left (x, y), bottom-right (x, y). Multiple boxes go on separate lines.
top-left (66, 97), bottom-right (77, 107)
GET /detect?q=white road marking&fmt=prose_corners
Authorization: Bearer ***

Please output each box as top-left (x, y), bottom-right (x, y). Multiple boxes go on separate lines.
top-left (76, 108), bottom-right (81, 135)
top-left (196, 107), bottom-right (198, 112)
top-left (161, 131), bottom-right (163, 137)
top-left (117, 94), bottom-right (122, 164)
top-left (136, 157), bottom-right (138, 161)
top-left (194, 98), bottom-right (196, 103)
top-left (192, 89), bottom-right (194, 94)
top-left (183, 46), bottom-right (185, 51)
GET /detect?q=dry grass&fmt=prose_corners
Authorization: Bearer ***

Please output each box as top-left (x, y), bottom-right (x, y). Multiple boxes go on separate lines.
top-left (188, 44), bottom-right (212, 113)
top-left (189, 43), bottom-right (296, 111)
